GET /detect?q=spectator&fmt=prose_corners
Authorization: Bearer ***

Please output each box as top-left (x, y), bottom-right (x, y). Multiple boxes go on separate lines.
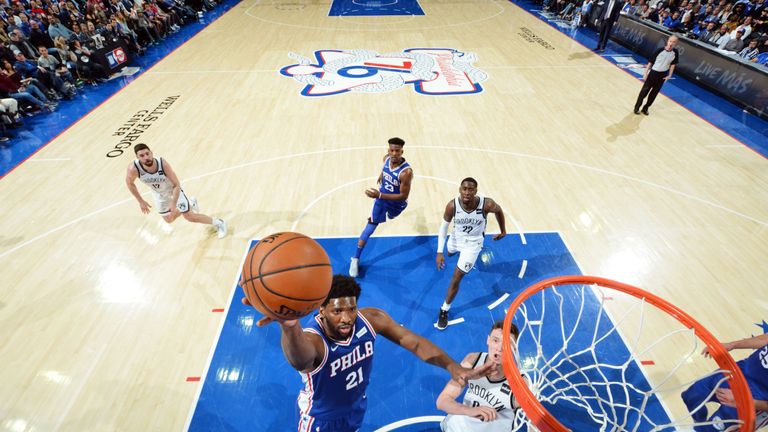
top-left (689, 19), bottom-right (710, 37)
top-left (638, 3), bottom-right (653, 17)
top-left (37, 46), bottom-right (75, 87)
top-left (738, 38), bottom-right (761, 58)
top-left (9, 29), bottom-right (38, 59)
top-left (697, 5), bottom-right (714, 22)
top-left (15, 13), bottom-right (31, 37)
top-left (664, 10), bottom-right (684, 29)
top-left (698, 20), bottom-right (720, 40)
top-left (13, 51), bottom-right (69, 99)
top-left (710, 23), bottom-right (732, 45)
top-left (69, 39), bottom-right (109, 83)
top-left (578, 0), bottom-right (595, 25)
top-left (717, 2), bottom-right (734, 23)
top-left (29, 19), bottom-right (54, 49)
top-left (0, 68), bottom-right (55, 112)
top-left (70, 22), bottom-right (93, 47)
top-left (730, 16), bottom-right (753, 38)
top-left (705, 6), bottom-right (722, 22)
top-left (47, 16), bottom-right (74, 40)
top-left (719, 28), bottom-right (747, 49)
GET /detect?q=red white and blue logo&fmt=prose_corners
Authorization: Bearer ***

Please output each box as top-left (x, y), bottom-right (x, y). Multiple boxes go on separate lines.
top-left (106, 47), bottom-right (127, 68)
top-left (280, 48), bottom-right (488, 96)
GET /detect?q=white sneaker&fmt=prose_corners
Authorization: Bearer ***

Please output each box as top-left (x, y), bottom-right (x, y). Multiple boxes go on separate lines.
top-left (214, 218), bottom-right (227, 238)
top-left (349, 257), bottom-right (359, 278)
top-left (189, 196), bottom-right (199, 213)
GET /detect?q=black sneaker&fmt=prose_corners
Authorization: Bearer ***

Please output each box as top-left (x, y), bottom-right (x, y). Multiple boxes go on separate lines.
top-left (633, 108), bottom-right (640, 115)
top-left (436, 309), bottom-right (449, 330)
top-left (641, 108), bottom-right (649, 116)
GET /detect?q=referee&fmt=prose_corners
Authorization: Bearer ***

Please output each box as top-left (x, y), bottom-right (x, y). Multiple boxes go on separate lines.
top-left (634, 35), bottom-right (680, 115)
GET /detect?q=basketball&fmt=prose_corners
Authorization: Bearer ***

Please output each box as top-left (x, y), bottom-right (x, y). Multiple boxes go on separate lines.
top-left (241, 232), bottom-right (333, 320)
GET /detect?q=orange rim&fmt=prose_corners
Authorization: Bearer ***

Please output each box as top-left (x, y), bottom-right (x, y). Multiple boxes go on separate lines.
top-left (501, 275), bottom-right (755, 432)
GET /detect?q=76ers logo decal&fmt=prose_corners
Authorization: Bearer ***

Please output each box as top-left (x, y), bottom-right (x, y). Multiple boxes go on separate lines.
top-left (280, 48), bottom-right (488, 96)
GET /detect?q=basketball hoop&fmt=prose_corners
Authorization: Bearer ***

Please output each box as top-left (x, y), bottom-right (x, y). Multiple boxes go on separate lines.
top-left (501, 275), bottom-right (755, 432)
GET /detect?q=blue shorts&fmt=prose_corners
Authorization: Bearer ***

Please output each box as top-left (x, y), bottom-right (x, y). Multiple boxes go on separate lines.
top-left (369, 199), bottom-right (407, 224)
top-left (297, 409), bottom-right (365, 432)
top-left (682, 369), bottom-right (768, 432)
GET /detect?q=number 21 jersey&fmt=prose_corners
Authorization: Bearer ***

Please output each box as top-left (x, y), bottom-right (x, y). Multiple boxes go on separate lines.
top-left (298, 312), bottom-right (377, 420)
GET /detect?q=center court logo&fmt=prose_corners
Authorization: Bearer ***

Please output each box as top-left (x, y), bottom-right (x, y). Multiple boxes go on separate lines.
top-left (280, 48), bottom-right (488, 96)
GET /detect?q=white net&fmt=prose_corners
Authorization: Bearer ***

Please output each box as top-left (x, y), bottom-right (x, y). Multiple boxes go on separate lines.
top-left (506, 282), bottom-right (751, 432)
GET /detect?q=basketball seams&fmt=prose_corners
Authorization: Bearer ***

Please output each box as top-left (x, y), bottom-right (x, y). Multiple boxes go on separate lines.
top-left (258, 234), bottom-right (329, 302)
top-left (242, 263), bottom-right (332, 285)
top-left (242, 232), bottom-right (332, 319)
top-left (245, 264), bottom-right (332, 301)
top-left (247, 279), bottom-right (278, 320)
top-left (258, 233), bottom-right (309, 277)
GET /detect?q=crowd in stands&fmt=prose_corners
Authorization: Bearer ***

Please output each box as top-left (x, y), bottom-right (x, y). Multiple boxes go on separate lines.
top-left (544, 0), bottom-right (768, 62)
top-left (0, 0), bottom-right (222, 143)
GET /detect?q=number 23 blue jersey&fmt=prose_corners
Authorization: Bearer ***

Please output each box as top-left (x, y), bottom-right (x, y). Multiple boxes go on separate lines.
top-left (380, 157), bottom-right (411, 201)
top-left (298, 312), bottom-right (377, 421)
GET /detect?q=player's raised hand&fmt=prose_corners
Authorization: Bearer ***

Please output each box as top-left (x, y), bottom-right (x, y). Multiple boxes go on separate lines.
top-left (493, 231), bottom-right (506, 241)
top-left (715, 388), bottom-right (736, 407)
top-left (139, 199), bottom-right (151, 214)
top-left (436, 253), bottom-right (445, 270)
top-left (702, 341), bottom-right (737, 358)
top-left (365, 188), bottom-right (380, 199)
top-left (241, 297), bottom-right (300, 327)
top-left (449, 360), bottom-right (495, 387)
top-left (469, 406), bottom-right (498, 422)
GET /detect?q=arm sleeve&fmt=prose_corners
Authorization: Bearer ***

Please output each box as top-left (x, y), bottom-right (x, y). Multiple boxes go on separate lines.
top-left (437, 220), bottom-right (449, 253)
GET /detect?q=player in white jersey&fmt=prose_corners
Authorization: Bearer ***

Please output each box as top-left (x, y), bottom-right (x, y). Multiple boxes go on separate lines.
top-left (125, 144), bottom-right (227, 238)
top-left (435, 178), bottom-right (506, 330)
top-left (437, 320), bottom-right (520, 432)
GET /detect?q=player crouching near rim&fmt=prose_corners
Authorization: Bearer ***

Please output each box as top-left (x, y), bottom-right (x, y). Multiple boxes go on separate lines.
top-left (437, 320), bottom-right (521, 432)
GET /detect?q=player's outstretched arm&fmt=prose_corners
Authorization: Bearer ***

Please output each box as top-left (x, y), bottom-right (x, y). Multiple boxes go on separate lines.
top-left (436, 200), bottom-right (455, 270)
top-left (243, 297), bottom-right (323, 372)
top-left (485, 198), bottom-right (506, 240)
top-left (703, 333), bottom-right (768, 357)
top-left (278, 320), bottom-right (324, 373)
top-left (125, 164), bottom-right (151, 214)
top-left (362, 307), bottom-right (493, 386)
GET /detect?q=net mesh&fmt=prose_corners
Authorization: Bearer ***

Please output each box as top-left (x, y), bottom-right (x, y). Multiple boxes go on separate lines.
top-left (506, 282), bottom-right (751, 432)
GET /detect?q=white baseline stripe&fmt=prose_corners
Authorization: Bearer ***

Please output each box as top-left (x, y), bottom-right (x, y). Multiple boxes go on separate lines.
top-left (183, 241), bottom-right (254, 431)
top-left (488, 293), bottom-right (510, 310)
top-left (518, 259), bottom-right (528, 279)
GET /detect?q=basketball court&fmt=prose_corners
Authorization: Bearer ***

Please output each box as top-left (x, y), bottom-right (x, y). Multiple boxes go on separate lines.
top-left (1, 0), bottom-right (767, 429)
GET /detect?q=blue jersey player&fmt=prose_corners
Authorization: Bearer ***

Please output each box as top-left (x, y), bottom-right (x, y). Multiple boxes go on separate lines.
top-left (681, 332), bottom-right (768, 431)
top-left (349, 137), bottom-right (414, 278)
top-left (244, 275), bottom-right (492, 432)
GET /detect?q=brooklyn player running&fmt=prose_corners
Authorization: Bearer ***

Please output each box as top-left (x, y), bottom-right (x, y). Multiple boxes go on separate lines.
top-left (436, 178), bottom-right (506, 329)
top-left (125, 144), bottom-right (227, 238)
top-left (244, 275), bottom-right (492, 432)
top-left (349, 137), bottom-right (413, 278)
top-left (681, 332), bottom-right (768, 431)
top-left (437, 321), bottom-right (520, 432)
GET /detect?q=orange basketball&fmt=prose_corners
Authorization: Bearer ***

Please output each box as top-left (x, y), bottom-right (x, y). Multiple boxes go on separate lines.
top-left (241, 232), bottom-right (333, 320)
